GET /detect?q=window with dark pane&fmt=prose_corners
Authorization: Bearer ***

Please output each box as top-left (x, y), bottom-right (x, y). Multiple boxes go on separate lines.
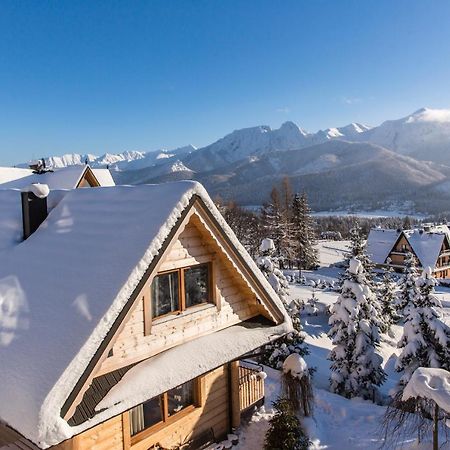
top-left (130, 396), bottom-right (163, 436)
top-left (167, 380), bottom-right (195, 416)
top-left (151, 271), bottom-right (179, 318)
top-left (184, 264), bottom-right (210, 308)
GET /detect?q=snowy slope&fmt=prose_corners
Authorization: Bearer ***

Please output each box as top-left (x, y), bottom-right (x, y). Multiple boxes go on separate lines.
top-left (355, 108), bottom-right (450, 164)
top-left (183, 121), bottom-right (370, 171)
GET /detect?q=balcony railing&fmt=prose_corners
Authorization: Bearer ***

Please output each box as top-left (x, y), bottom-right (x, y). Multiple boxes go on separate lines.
top-left (238, 361), bottom-right (265, 412)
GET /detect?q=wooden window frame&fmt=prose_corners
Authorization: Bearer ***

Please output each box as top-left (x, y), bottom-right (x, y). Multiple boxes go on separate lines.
top-left (128, 377), bottom-right (202, 446)
top-left (148, 262), bottom-right (215, 322)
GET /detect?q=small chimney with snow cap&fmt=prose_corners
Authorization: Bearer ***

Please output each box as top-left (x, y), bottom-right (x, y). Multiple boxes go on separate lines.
top-left (21, 183), bottom-right (50, 240)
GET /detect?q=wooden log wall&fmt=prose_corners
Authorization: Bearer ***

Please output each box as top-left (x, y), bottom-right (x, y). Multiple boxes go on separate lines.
top-left (98, 217), bottom-right (261, 375)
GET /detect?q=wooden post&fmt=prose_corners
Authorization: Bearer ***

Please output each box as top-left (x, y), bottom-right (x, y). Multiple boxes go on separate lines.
top-left (230, 361), bottom-right (241, 429)
top-left (433, 403), bottom-right (439, 450)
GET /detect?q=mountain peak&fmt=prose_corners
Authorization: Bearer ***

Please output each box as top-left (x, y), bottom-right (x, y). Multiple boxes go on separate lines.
top-left (406, 107), bottom-right (450, 124)
top-left (280, 121), bottom-right (300, 130)
top-left (412, 107), bottom-right (428, 115)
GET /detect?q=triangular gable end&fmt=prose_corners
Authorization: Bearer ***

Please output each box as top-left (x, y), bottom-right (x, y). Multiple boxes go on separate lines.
top-left (76, 166), bottom-right (101, 188)
top-left (387, 231), bottom-right (420, 264)
top-left (61, 195), bottom-right (284, 422)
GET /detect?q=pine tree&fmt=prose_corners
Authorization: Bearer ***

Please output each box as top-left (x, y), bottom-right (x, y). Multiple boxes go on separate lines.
top-left (292, 192), bottom-right (319, 271)
top-left (257, 238), bottom-right (307, 369)
top-left (396, 267), bottom-right (450, 389)
top-left (377, 267), bottom-right (400, 334)
top-left (328, 257), bottom-right (386, 399)
top-left (349, 219), bottom-right (374, 274)
top-left (397, 252), bottom-right (420, 315)
top-left (264, 398), bottom-right (310, 450)
top-left (279, 177), bottom-right (295, 268)
top-left (257, 238), bottom-right (290, 305)
top-left (261, 187), bottom-right (284, 259)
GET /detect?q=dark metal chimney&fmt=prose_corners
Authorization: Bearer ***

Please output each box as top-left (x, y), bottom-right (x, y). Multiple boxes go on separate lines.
top-left (21, 184), bottom-right (49, 240)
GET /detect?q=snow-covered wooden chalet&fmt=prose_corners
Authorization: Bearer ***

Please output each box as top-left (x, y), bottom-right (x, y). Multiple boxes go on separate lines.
top-left (0, 164), bottom-right (115, 190)
top-left (366, 225), bottom-right (450, 278)
top-left (0, 180), bottom-right (291, 450)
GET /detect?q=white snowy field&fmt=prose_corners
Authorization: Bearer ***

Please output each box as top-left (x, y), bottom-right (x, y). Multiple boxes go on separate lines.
top-left (312, 210), bottom-right (427, 219)
top-left (236, 240), bottom-right (450, 450)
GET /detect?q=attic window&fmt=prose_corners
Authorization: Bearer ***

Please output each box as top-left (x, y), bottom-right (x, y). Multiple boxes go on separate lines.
top-left (150, 263), bottom-right (212, 319)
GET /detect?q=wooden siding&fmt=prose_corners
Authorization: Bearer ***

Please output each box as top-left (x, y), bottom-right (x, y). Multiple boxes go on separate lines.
top-left (71, 415), bottom-right (124, 450)
top-left (68, 365), bottom-right (230, 450)
top-left (98, 215), bottom-right (261, 375)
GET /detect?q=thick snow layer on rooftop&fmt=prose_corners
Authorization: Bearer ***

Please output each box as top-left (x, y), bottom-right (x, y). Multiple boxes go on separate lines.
top-left (0, 181), bottom-right (290, 447)
top-left (95, 320), bottom-right (290, 415)
top-left (366, 228), bottom-right (400, 264)
top-left (0, 167), bottom-right (34, 184)
top-left (0, 166), bottom-right (115, 190)
top-left (406, 230), bottom-right (445, 268)
top-left (403, 367), bottom-right (450, 413)
top-left (91, 168), bottom-right (115, 186)
top-left (0, 189), bottom-right (69, 252)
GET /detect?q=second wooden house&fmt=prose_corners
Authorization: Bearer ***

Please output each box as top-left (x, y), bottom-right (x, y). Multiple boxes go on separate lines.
top-left (366, 225), bottom-right (450, 278)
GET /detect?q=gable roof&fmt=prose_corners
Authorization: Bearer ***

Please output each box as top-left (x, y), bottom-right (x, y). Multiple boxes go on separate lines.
top-left (366, 228), bottom-right (401, 264)
top-left (405, 230), bottom-right (447, 268)
top-left (0, 166), bottom-right (114, 190)
top-left (91, 168), bottom-right (115, 187)
top-left (0, 181), bottom-right (290, 448)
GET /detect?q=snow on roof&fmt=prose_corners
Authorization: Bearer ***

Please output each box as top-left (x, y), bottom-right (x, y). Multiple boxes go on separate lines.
top-left (403, 367), bottom-right (450, 413)
top-left (91, 168), bottom-right (115, 187)
top-left (0, 189), bottom-right (69, 252)
top-left (94, 320), bottom-right (289, 418)
top-left (405, 230), bottom-right (445, 268)
top-left (0, 166), bottom-right (115, 190)
top-left (0, 181), bottom-right (290, 448)
top-left (0, 166), bottom-right (88, 190)
top-left (366, 228), bottom-right (400, 264)
top-left (0, 167), bottom-right (34, 184)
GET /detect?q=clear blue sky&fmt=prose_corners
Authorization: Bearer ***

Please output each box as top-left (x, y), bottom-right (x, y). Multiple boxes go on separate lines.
top-left (1, 0), bottom-right (450, 165)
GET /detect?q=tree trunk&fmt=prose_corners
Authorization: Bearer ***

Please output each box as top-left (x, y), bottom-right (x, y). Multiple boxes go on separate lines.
top-left (433, 403), bottom-right (439, 450)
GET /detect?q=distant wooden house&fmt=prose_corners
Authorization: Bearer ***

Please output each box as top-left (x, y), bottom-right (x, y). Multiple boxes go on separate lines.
top-left (0, 181), bottom-right (291, 450)
top-left (0, 164), bottom-right (115, 190)
top-left (366, 225), bottom-right (450, 278)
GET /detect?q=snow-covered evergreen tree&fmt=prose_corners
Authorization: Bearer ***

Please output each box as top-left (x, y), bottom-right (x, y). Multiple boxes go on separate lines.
top-left (377, 266), bottom-right (400, 333)
top-left (257, 238), bottom-right (307, 369)
top-left (397, 251), bottom-right (421, 315)
top-left (261, 187), bottom-right (286, 261)
top-left (264, 398), bottom-right (310, 450)
top-left (328, 257), bottom-right (386, 399)
top-left (396, 267), bottom-right (450, 389)
top-left (349, 219), bottom-right (374, 275)
top-left (257, 238), bottom-right (290, 305)
top-left (292, 192), bottom-right (319, 270)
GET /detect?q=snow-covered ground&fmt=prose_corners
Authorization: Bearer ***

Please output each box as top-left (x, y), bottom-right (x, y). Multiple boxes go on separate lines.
top-left (312, 210), bottom-right (427, 219)
top-left (236, 240), bottom-right (450, 449)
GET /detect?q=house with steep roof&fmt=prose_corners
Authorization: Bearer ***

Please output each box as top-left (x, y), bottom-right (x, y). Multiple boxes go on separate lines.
top-left (366, 225), bottom-right (450, 278)
top-left (0, 165), bottom-right (115, 190)
top-left (0, 181), bottom-right (291, 450)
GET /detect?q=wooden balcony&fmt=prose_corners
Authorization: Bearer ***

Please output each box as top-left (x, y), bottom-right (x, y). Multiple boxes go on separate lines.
top-left (238, 361), bottom-right (265, 413)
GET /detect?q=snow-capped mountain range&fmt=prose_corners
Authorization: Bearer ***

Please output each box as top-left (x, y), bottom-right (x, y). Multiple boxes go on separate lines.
top-left (17, 108), bottom-right (450, 214)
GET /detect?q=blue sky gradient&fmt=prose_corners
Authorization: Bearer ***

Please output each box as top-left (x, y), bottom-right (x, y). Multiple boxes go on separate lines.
top-left (1, 0), bottom-right (450, 165)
